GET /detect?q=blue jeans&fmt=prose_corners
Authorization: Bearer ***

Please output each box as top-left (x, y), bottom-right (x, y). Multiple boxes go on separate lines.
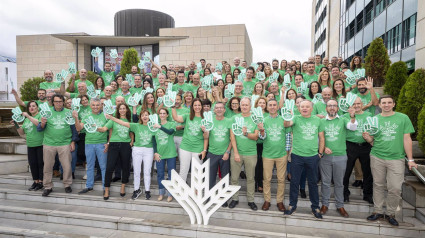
top-left (156, 157), bottom-right (176, 196)
top-left (60, 144), bottom-right (77, 173)
top-left (85, 144), bottom-right (107, 188)
top-left (289, 153), bottom-right (320, 210)
top-left (287, 161), bottom-right (306, 190)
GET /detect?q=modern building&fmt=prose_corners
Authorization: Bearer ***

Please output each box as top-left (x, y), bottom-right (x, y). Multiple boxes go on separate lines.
top-left (0, 55), bottom-right (17, 101)
top-left (311, 0), bottom-right (424, 71)
top-left (16, 9), bottom-right (252, 91)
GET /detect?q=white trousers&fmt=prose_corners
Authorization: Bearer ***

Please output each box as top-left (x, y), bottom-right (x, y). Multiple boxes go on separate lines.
top-left (178, 148), bottom-right (202, 182)
top-left (174, 136), bottom-right (183, 155)
top-left (132, 146), bottom-right (154, 191)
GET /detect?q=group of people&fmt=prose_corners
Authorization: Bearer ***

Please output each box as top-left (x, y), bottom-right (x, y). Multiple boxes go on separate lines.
top-left (11, 54), bottom-right (418, 227)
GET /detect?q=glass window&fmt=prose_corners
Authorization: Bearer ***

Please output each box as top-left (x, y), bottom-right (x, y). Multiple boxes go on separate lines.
top-left (401, 45), bottom-right (416, 61)
top-left (348, 3), bottom-right (356, 23)
top-left (356, 0), bottom-right (365, 15)
top-left (386, 0), bottom-right (402, 30)
top-left (402, 14), bottom-right (417, 48)
top-left (346, 0), bottom-right (356, 10)
top-left (365, 1), bottom-right (374, 25)
top-left (348, 38), bottom-right (355, 56)
top-left (363, 23), bottom-right (374, 45)
top-left (375, 0), bottom-right (386, 16)
top-left (389, 51), bottom-right (400, 62)
top-left (386, 23), bottom-right (401, 54)
top-left (356, 12), bottom-right (364, 33)
top-left (355, 31), bottom-right (363, 52)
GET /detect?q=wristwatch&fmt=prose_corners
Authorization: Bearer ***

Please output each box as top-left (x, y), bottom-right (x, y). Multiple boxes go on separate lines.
top-left (243, 132), bottom-right (248, 137)
top-left (226, 150), bottom-right (231, 154)
top-left (318, 152), bottom-right (323, 157)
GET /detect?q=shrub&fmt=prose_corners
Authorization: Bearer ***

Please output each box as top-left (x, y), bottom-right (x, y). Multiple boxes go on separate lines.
top-left (19, 77), bottom-right (45, 101)
top-left (418, 104), bottom-right (425, 153)
top-left (119, 48), bottom-right (140, 76)
top-left (384, 61), bottom-right (408, 106)
top-left (66, 70), bottom-right (98, 92)
top-left (397, 68), bottom-right (425, 135)
top-left (364, 38), bottom-right (391, 86)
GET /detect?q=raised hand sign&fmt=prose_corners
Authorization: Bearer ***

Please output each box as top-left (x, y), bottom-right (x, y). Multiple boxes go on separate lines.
top-left (215, 62), bottom-right (223, 71)
top-left (71, 98), bottom-right (81, 112)
top-left (91, 47), bottom-right (102, 58)
top-left (363, 116), bottom-right (379, 135)
top-left (281, 99), bottom-right (295, 121)
top-left (269, 72), bottom-right (279, 83)
top-left (140, 87), bottom-right (153, 103)
top-left (201, 111), bottom-right (214, 131)
top-left (103, 99), bottom-right (115, 115)
top-left (231, 117), bottom-right (244, 136)
top-left (224, 84), bottom-right (235, 99)
top-left (355, 68), bottom-right (365, 79)
top-left (344, 70), bottom-right (357, 86)
top-left (68, 62), bottom-right (76, 74)
top-left (250, 63), bottom-right (258, 71)
top-left (126, 74), bottom-right (135, 87)
top-left (338, 92), bottom-right (357, 112)
top-left (11, 107), bottom-right (25, 123)
top-left (110, 49), bottom-right (118, 59)
top-left (256, 72), bottom-right (265, 81)
top-left (202, 75), bottom-right (213, 91)
top-left (127, 92), bottom-right (143, 107)
top-left (87, 85), bottom-right (97, 99)
top-left (283, 74), bottom-right (291, 88)
top-left (197, 62), bottom-right (202, 72)
top-left (147, 114), bottom-right (159, 132)
top-left (297, 82), bottom-right (308, 94)
top-left (156, 96), bottom-right (163, 106)
top-left (64, 110), bottom-right (75, 125)
top-left (251, 95), bottom-right (259, 111)
top-left (144, 52), bottom-right (151, 61)
top-left (312, 93), bottom-right (323, 104)
top-left (138, 60), bottom-right (145, 70)
top-left (163, 91), bottom-right (176, 108)
top-left (83, 116), bottom-right (98, 133)
top-left (251, 107), bottom-right (264, 124)
top-left (237, 73), bottom-right (245, 82)
top-left (39, 102), bottom-right (52, 119)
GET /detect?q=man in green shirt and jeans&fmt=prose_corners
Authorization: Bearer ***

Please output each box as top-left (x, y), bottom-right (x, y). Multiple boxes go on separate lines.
top-left (363, 95), bottom-right (418, 226)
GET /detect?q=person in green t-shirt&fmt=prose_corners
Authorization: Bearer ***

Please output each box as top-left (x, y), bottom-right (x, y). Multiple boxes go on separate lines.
top-left (68, 69), bottom-right (94, 93)
top-left (94, 57), bottom-right (121, 86)
top-left (362, 96), bottom-right (418, 226)
top-left (39, 70), bottom-right (61, 93)
top-left (319, 99), bottom-right (357, 218)
top-left (12, 88), bottom-right (48, 108)
top-left (172, 98), bottom-right (209, 183)
top-left (225, 96), bottom-right (241, 118)
top-left (356, 77), bottom-right (379, 115)
top-left (97, 103), bottom-right (132, 201)
top-left (229, 97), bottom-right (259, 211)
top-left (304, 62), bottom-right (318, 84)
top-left (258, 99), bottom-right (291, 212)
top-left (166, 94), bottom-right (189, 151)
top-left (313, 87), bottom-right (332, 118)
top-left (315, 55), bottom-right (324, 74)
top-left (14, 101), bottom-right (44, 191)
top-left (154, 108), bottom-right (177, 202)
top-left (38, 94), bottom-right (78, 197)
top-left (242, 67), bottom-right (257, 97)
top-left (129, 74), bottom-right (143, 95)
top-left (283, 100), bottom-right (325, 219)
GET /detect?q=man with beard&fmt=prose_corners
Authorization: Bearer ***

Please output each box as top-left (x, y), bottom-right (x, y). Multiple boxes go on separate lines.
top-left (313, 87), bottom-right (332, 118)
top-left (94, 57), bottom-right (120, 86)
top-left (304, 62), bottom-right (318, 84)
top-left (331, 66), bottom-right (341, 80)
top-left (12, 88), bottom-right (47, 108)
top-left (356, 77), bottom-right (379, 115)
top-left (272, 59), bottom-right (279, 72)
top-left (331, 57), bottom-right (338, 67)
top-left (130, 74), bottom-right (143, 95)
top-left (39, 70), bottom-right (61, 92)
top-left (68, 69), bottom-right (93, 93)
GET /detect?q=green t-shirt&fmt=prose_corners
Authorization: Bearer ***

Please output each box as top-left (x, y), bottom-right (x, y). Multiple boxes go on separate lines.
top-left (105, 118), bottom-right (131, 143)
top-left (231, 66), bottom-right (245, 73)
top-left (303, 73), bottom-right (318, 84)
top-left (41, 108), bottom-right (72, 146)
top-left (168, 107), bottom-right (190, 137)
top-left (208, 118), bottom-right (231, 155)
top-left (291, 115), bottom-right (324, 157)
top-left (83, 112), bottom-right (108, 144)
top-left (278, 70), bottom-right (286, 78)
top-left (172, 83), bottom-right (190, 93)
top-left (154, 122), bottom-right (177, 159)
top-left (24, 100), bottom-right (45, 107)
top-left (39, 82), bottom-right (61, 90)
top-left (100, 71), bottom-right (115, 86)
top-left (22, 113), bottom-right (44, 147)
top-left (187, 84), bottom-right (200, 96)
top-left (313, 101), bottom-right (327, 117)
top-left (224, 110), bottom-right (240, 119)
top-left (73, 80), bottom-right (93, 92)
top-left (343, 111), bottom-right (371, 143)
top-left (130, 86), bottom-right (143, 95)
top-left (242, 80), bottom-right (257, 97)
top-left (315, 64), bottom-right (324, 74)
top-left (322, 116), bottom-right (350, 156)
top-left (371, 112), bottom-right (415, 160)
top-left (262, 115), bottom-right (291, 159)
top-left (232, 114), bottom-right (258, 156)
top-left (357, 91), bottom-right (380, 115)
top-left (180, 114), bottom-right (204, 153)
top-left (130, 123), bottom-right (154, 148)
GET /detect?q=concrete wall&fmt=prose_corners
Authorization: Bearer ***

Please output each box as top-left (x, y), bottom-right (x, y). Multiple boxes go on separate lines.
top-left (415, 0), bottom-right (425, 69)
top-left (16, 34), bottom-right (89, 94)
top-left (159, 24), bottom-right (253, 67)
top-left (328, 0), bottom-right (340, 57)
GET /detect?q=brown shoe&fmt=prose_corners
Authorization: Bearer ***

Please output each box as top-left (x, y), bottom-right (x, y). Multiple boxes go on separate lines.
top-left (277, 202), bottom-right (285, 212)
top-left (53, 170), bottom-right (61, 178)
top-left (320, 205), bottom-right (328, 215)
top-left (337, 207), bottom-right (349, 218)
top-left (262, 201), bottom-right (271, 211)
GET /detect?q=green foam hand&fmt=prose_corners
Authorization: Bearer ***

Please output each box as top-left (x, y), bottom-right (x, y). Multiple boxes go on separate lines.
top-left (251, 95), bottom-right (259, 111)
top-left (250, 63), bottom-right (258, 71)
top-left (281, 99), bottom-right (295, 121)
top-left (126, 74), bottom-right (135, 87)
top-left (91, 47), bottom-right (102, 58)
top-left (354, 68), bottom-right (365, 79)
top-left (163, 91), bottom-right (176, 108)
top-left (197, 62), bottom-right (202, 72)
top-left (156, 96), bottom-right (163, 106)
top-left (87, 85), bottom-right (97, 99)
top-left (251, 106), bottom-right (264, 124)
top-left (103, 99), bottom-right (115, 115)
top-left (216, 63), bottom-right (223, 71)
top-left (338, 92), bottom-right (357, 112)
top-left (256, 72), bottom-right (265, 81)
top-left (144, 52), bottom-right (151, 61)
top-left (232, 117), bottom-right (244, 136)
top-left (344, 70), bottom-right (357, 86)
top-left (224, 84), bottom-right (235, 98)
top-left (363, 116), bottom-right (379, 135)
top-left (237, 73), bottom-right (245, 82)
top-left (39, 102), bottom-right (52, 119)
top-left (202, 75), bottom-right (213, 90)
top-left (140, 87), bottom-right (153, 103)
top-left (201, 111), bottom-right (214, 131)
top-left (312, 93), bottom-right (323, 104)
top-left (104, 74), bottom-right (113, 84)
top-left (71, 98), bottom-right (81, 112)
top-left (147, 114), bottom-right (159, 132)
top-left (283, 74), bottom-right (291, 88)
top-left (11, 107), bottom-right (25, 123)
top-left (68, 62), bottom-right (76, 74)
top-left (110, 49), bottom-right (118, 59)
top-left (55, 73), bottom-right (62, 82)
top-left (269, 72), bottom-right (279, 83)
top-left (64, 110), bottom-right (75, 125)
top-left (83, 116), bottom-right (97, 133)
top-left (127, 92), bottom-right (142, 107)
top-left (297, 82), bottom-right (308, 94)
top-left (138, 60), bottom-right (145, 70)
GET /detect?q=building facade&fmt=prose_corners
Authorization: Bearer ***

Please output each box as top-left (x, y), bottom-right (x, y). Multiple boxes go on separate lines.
top-left (312, 0), bottom-right (422, 71)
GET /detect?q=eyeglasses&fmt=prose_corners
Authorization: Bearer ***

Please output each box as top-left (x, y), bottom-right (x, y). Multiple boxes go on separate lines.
top-left (231, 103), bottom-right (239, 105)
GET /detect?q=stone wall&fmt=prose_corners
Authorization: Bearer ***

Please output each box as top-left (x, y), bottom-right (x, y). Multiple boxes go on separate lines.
top-left (415, 0), bottom-right (425, 70)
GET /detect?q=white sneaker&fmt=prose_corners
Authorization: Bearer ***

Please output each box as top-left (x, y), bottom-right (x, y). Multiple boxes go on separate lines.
top-left (83, 174), bottom-right (87, 180)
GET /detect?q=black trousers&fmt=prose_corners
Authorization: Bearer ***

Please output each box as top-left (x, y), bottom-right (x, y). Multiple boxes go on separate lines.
top-left (77, 133), bottom-right (86, 163)
top-left (27, 146), bottom-right (44, 180)
top-left (104, 142), bottom-right (131, 187)
top-left (207, 152), bottom-right (230, 189)
top-left (255, 143), bottom-right (263, 188)
top-left (343, 141), bottom-right (373, 198)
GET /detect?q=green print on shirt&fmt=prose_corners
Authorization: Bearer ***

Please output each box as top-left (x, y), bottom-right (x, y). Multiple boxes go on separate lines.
top-left (212, 124), bottom-right (227, 142)
top-left (138, 130), bottom-right (152, 146)
top-left (324, 124), bottom-right (341, 142)
top-left (267, 123), bottom-right (283, 142)
top-left (116, 124), bottom-right (129, 138)
top-left (23, 120), bottom-right (33, 134)
top-left (156, 129), bottom-right (169, 145)
top-left (300, 122), bottom-right (318, 140)
top-left (51, 115), bottom-right (66, 130)
top-left (380, 121), bottom-right (399, 142)
top-left (187, 119), bottom-right (201, 137)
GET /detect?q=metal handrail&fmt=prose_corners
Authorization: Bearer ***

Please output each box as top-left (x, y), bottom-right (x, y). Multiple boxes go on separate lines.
top-left (405, 157), bottom-right (425, 184)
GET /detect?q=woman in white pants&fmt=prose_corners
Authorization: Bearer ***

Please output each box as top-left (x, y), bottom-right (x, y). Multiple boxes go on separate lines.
top-left (171, 98), bottom-right (209, 182)
top-left (106, 107), bottom-right (155, 200)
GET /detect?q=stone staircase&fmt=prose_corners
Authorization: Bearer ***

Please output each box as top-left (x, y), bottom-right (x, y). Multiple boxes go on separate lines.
top-left (0, 138), bottom-right (424, 237)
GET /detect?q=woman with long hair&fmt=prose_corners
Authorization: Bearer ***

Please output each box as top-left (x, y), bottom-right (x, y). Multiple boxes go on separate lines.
top-left (143, 78), bottom-right (153, 90)
top-left (183, 91), bottom-right (194, 108)
top-left (110, 80), bottom-right (118, 95)
top-left (306, 81), bottom-right (323, 101)
top-left (350, 56), bottom-right (363, 72)
top-left (225, 96), bottom-right (241, 118)
top-left (233, 68), bottom-right (241, 79)
top-left (252, 82), bottom-right (266, 97)
top-left (211, 86), bottom-right (224, 108)
top-left (318, 70), bottom-right (332, 90)
top-left (301, 62), bottom-right (308, 74)
top-left (222, 63), bottom-right (232, 78)
top-left (115, 75), bottom-right (124, 94)
top-left (254, 96), bottom-right (268, 193)
top-left (141, 92), bottom-right (157, 115)
top-left (95, 76), bottom-right (105, 92)
top-left (295, 61), bottom-right (302, 74)
top-left (155, 88), bottom-right (166, 107)
top-left (332, 79), bottom-right (347, 100)
top-left (224, 73), bottom-right (234, 85)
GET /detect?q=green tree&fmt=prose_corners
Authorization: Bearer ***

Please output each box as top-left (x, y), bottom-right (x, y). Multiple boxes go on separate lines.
top-left (384, 61), bottom-right (408, 106)
top-left (19, 77), bottom-right (45, 101)
top-left (119, 48), bottom-right (140, 76)
top-left (364, 38), bottom-right (391, 86)
top-left (418, 104), bottom-right (425, 153)
top-left (397, 68), bottom-right (425, 135)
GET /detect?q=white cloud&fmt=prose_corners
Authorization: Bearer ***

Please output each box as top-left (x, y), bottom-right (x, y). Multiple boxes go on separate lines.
top-left (0, 0), bottom-right (312, 63)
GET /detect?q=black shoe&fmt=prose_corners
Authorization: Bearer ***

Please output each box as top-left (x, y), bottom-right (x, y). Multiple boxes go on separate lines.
top-left (131, 189), bottom-right (142, 200)
top-left (60, 174), bottom-right (63, 180)
top-left (78, 188), bottom-right (93, 194)
top-left (284, 206), bottom-right (296, 215)
top-left (34, 182), bottom-right (43, 191)
top-left (239, 171), bottom-right (246, 179)
top-left (112, 177), bottom-right (121, 182)
top-left (94, 174), bottom-right (102, 181)
top-left (248, 202), bottom-right (258, 211)
top-left (222, 201), bottom-right (228, 207)
top-left (352, 180), bottom-right (362, 187)
top-left (103, 190), bottom-right (109, 200)
top-left (72, 172), bottom-right (75, 179)
top-left (312, 208), bottom-right (323, 219)
top-left (344, 194), bottom-right (350, 203)
top-left (145, 191), bottom-right (151, 200)
top-left (386, 215), bottom-right (399, 226)
top-left (363, 196), bottom-right (373, 204)
top-left (228, 200), bottom-right (239, 209)
top-left (367, 213), bottom-right (384, 221)
top-left (42, 188), bottom-right (52, 197)
top-left (300, 189), bottom-right (306, 198)
top-left (65, 186), bottom-right (72, 193)
top-left (28, 182), bottom-right (37, 191)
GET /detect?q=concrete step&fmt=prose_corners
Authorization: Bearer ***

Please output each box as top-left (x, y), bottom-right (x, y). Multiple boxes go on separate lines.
top-left (0, 137), bottom-right (26, 154)
top-left (0, 193), bottom-right (423, 238)
top-left (0, 154), bottom-right (28, 175)
top-left (416, 208), bottom-right (425, 224)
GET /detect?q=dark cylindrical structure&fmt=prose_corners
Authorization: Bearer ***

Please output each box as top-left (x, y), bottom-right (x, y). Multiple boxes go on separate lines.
top-left (114, 9), bottom-right (175, 37)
